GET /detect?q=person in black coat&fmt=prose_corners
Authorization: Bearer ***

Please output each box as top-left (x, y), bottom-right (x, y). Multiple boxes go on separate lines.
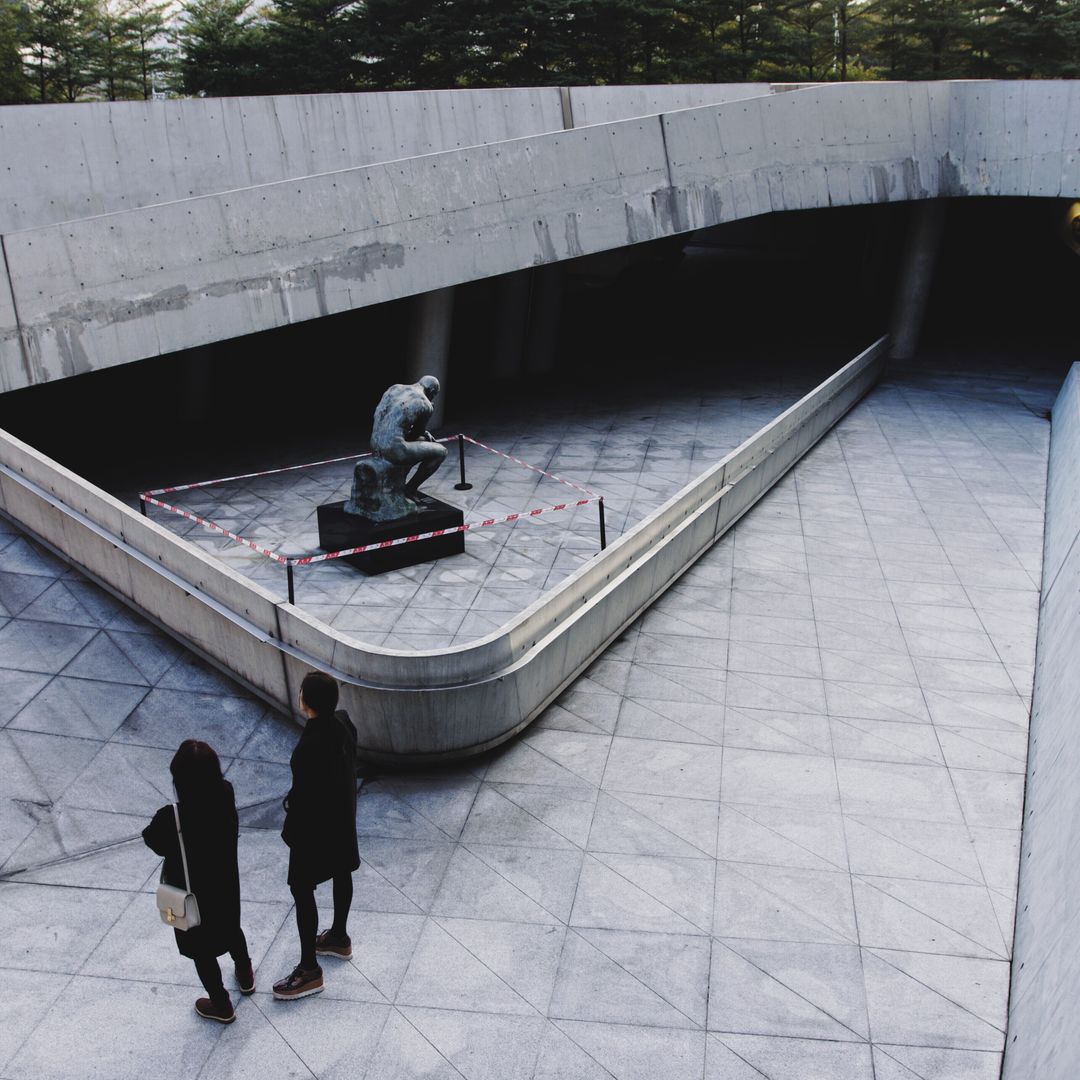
top-left (143, 740), bottom-right (254, 1024)
top-left (273, 670), bottom-right (359, 1001)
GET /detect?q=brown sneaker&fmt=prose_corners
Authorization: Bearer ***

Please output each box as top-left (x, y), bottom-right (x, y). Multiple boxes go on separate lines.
top-left (235, 959), bottom-right (255, 995)
top-left (315, 930), bottom-right (352, 959)
top-left (195, 997), bottom-right (236, 1024)
top-left (272, 964), bottom-right (324, 1000)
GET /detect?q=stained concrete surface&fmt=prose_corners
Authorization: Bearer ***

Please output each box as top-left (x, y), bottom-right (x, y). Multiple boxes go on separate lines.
top-left (0, 357), bottom-right (1059, 1080)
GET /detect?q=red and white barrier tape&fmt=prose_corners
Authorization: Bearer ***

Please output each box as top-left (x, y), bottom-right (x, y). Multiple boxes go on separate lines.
top-left (140, 433), bottom-right (602, 568)
top-left (459, 435), bottom-right (599, 498)
top-left (290, 497), bottom-right (597, 565)
top-left (140, 494), bottom-right (290, 564)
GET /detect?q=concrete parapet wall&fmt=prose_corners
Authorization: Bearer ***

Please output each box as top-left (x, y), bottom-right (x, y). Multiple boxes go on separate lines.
top-left (1004, 363), bottom-right (1080, 1080)
top-left (1, 80), bottom-right (1077, 391)
top-left (0, 89), bottom-right (567, 235)
top-left (0, 336), bottom-right (885, 760)
top-left (566, 83), bottom-right (774, 126)
top-left (0, 83), bottom-right (775, 237)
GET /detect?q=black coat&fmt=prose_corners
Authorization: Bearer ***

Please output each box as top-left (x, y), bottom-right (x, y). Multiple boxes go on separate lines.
top-left (282, 709), bottom-right (360, 886)
top-left (143, 783), bottom-right (242, 960)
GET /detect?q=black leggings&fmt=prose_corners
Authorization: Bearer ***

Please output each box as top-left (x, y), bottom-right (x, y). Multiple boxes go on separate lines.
top-left (192, 928), bottom-right (250, 1007)
top-left (291, 872), bottom-right (353, 969)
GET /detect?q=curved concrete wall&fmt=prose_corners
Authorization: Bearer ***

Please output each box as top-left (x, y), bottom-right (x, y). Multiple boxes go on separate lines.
top-left (1, 80), bottom-right (1076, 392)
top-left (0, 338), bottom-right (885, 761)
top-left (1004, 362), bottom-right (1080, 1080)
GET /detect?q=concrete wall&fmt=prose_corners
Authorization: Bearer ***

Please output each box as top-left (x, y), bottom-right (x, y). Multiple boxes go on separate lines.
top-left (0, 89), bottom-right (566, 234)
top-left (0, 84), bottom-right (775, 235)
top-left (1003, 362), bottom-right (1080, 1080)
top-left (2, 80), bottom-right (1077, 392)
top-left (566, 82), bottom-right (773, 126)
top-left (0, 337), bottom-right (885, 760)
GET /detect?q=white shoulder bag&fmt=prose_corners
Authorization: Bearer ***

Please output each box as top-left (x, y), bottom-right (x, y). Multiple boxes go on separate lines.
top-left (155, 803), bottom-right (201, 931)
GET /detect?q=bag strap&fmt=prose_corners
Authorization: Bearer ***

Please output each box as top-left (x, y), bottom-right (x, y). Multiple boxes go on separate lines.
top-left (171, 802), bottom-right (193, 895)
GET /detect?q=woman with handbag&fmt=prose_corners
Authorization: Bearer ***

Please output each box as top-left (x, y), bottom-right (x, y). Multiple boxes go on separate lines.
top-left (143, 740), bottom-right (255, 1024)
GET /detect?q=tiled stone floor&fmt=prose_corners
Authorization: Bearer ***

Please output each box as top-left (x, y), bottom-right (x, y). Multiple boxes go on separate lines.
top-left (0, 359), bottom-right (1059, 1080)
top-left (138, 365), bottom-right (832, 649)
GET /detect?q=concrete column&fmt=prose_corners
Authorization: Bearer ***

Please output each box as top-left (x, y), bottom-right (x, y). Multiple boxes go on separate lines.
top-left (524, 264), bottom-right (564, 377)
top-left (491, 270), bottom-right (531, 380)
top-left (889, 200), bottom-right (947, 361)
top-left (405, 285), bottom-right (454, 427)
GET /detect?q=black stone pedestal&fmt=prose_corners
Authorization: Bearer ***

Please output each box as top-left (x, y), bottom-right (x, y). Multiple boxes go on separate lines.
top-left (316, 495), bottom-right (465, 574)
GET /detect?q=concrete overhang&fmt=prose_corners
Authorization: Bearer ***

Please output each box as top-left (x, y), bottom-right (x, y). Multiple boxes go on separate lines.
top-left (1, 80), bottom-right (1076, 392)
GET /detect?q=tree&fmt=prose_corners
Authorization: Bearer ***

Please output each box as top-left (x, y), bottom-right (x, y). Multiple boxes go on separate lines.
top-left (124, 0), bottom-right (172, 97)
top-left (261, 0), bottom-right (363, 92)
top-left (984, 0), bottom-right (1080, 77)
top-left (92, 0), bottom-right (140, 99)
top-left (24, 0), bottom-right (101, 101)
top-left (0, 0), bottom-right (31, 103)
top-left (359, 0), bottom-right (485, 89)
top-left (172, 0), bottom-right (264, 95)
top-left (875, 0), bottom-right (974, 77)
top-left (775, 0), bottom-right (834, 80)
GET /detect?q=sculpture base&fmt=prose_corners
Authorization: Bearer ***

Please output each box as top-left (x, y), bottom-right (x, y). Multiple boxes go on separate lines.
top-left (316, 496), bottom-right (464, 575)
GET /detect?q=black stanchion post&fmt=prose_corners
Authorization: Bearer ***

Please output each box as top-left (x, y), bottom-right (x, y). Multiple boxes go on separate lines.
top-left (454, 434), bottom-right (473, 491)
top-left (139, 497), bottom-right (148, 516)
top-left (598, 498), bottom-right (607, 550)
top-left (286, 562), bottom-right (295, 605)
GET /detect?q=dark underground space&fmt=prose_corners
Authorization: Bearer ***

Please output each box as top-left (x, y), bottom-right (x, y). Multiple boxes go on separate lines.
top-left (0, 196), bottom-right (1075, 499)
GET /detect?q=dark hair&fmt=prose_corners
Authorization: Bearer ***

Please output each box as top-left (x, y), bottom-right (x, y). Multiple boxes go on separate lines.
top-left (300, 670), bottom-right (339, 716)
top-left (170, 740), bottom-right (227, 804)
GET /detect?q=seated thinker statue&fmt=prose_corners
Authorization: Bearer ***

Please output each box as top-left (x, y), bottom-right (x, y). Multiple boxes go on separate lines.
top-left (345, 375), bottom-right (448, 521)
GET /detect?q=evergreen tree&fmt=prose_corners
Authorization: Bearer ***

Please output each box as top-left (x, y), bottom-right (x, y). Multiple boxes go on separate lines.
top-left (172, 0), bottom-right (263, 96)
top-left (124, 0), bottom-right (172, 97)
top-left (985, 0), bottom-right (1080, 76)
top-left (876, 0), bottom-right (973, 77)
top-left (0, 0), bottom-right (31, 103)
top-left (261, 0), bottom-right (362, 92)
top-left (24, 0), bottom-right (101, 101)
top-left (566, 0), bottom-right (681, 84)
top-left (775, 0), bottom-right (834, 80)
top-left (92, 0), bottom-right (140, 99)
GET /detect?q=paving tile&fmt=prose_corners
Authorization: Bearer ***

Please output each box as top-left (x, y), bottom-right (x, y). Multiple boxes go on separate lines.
top-left (587, 790), bottom-right (717, 859)
top-left (872, 1045), bottom-right (1001, 1080)
top-left (0, 620), bottom-right (96, 675)
top-left (570, 853), bottom-right (707, 936)
top-left (550, 929), bottom-right (701, 1028)
top-left (713, 862), bottom-right (858, 945)
top-left (553, 1021), bottom-right (706, 1080)
top-left (852, 876), bottom-right (1008, 958)
top-left (706, 1032), bottom-right (874, 1079)
top-left (861, 948), bottom-right (1008, 1050)
top-left (724, 706), bottom-right (832, 756)
top-left (845, 815), bottom-right (983, 884)
top-left (716, 804), bottom-right (847, 872)
top-left (721, 747), bottom-right (840, 812)
top-left (835, 760), bottom-right (964, 823)
top-left (0, 881), bottom-right (135, 973)
top-left (397, 1008), bottom-right (548, 1080)
top-left (5, 976), bottom-right (220, 1080)
top-left (395, 918), bottom-right (537, 1014)
top-left (602, 737), bottom-right (723, 800)
top-left (7, 676), bottom-right (146, 740)
top-left (708, 938), bottom-right (868, 1040)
